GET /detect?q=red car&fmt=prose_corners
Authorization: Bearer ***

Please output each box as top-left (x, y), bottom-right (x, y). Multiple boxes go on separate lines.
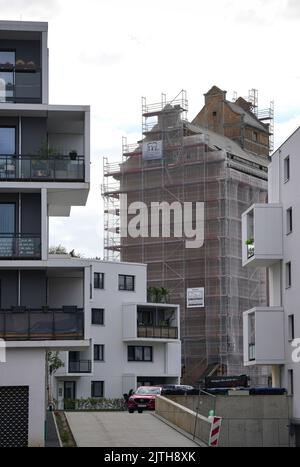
top-left (127, 386), bottom-right (162, 413)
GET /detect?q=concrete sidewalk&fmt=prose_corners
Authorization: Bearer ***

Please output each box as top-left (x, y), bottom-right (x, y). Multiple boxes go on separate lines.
top-left (66, 411), bottom-right (199, 447)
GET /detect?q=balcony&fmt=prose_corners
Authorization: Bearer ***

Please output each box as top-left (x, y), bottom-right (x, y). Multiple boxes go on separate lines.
top-left (123, 303), bottom-right (180, 341)
top-left (0, 308), bottom-right (84, 341)
top-left (137, 326), bottom-right (178, 339)
top-left (0, 155), bottom-right (85, 182)
top-left (0, 66), bottom-right (41, 104)
top-left (68, 360), bottom-right (92, 374)
top-left (242, 204), bottom-right (283, 267)
top-left (243, 307), bottom-right (285, 366)
top-left (0, 234), bottom-right (41, 259)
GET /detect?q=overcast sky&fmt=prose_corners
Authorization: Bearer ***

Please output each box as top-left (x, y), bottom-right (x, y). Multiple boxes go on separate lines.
top-left (1, 0), bottom-right (300, 257)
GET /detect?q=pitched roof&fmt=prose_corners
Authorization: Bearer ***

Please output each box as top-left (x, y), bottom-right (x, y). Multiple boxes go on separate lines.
top-left (185, 122), bottom-right (269, 167)
top-left (227, 101), bottom-right (269, 133)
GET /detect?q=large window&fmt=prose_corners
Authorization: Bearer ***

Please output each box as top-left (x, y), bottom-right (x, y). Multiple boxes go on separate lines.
top-left (94, 344), bottom-right (104, 362)
top-left (0, 51), bottom-right (15, 102)
top-left (94, 272), bottom-right (104, 289)
top-left (0, 127), bottom-right (16, 154)
top-left (128, 346), bottom-right (153, 362)
top-left (91, 381), bottom-right (104, 398)
top-left (0, 203), bottom-right (15, 234)
top-left (119, 274), bottom-right (135, 291)
top-left (92, 308), bottom-right (104, 325)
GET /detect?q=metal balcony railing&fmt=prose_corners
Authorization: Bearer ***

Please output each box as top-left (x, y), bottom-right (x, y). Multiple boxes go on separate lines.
top-left (68, 360), bottom-right (92, 373)
top-left (0, 234), bottom-right (41, 259)
top-left (0, 67), bottom-right (41, 103)
top-left (0, 155), bottom-right (85, 182)
top-left (137, 325), bottom-right (178, 339)
top-left (0, 308), bottom-right (84, 341)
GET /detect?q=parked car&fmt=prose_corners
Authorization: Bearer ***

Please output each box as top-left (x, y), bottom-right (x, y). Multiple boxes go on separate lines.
top-left (126, 386), bottom-right (162, 413)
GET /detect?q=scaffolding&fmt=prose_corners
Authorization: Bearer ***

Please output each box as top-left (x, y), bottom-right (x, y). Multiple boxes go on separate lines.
top-left (102, 91), bottom-right (270, 386)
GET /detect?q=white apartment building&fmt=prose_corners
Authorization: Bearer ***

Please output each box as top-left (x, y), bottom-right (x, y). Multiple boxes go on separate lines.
top-left (53, 260), bottom-right (181, 407)
top-left (0, 20), bottom-right (91, 447)
top-left (242, 126), bottom-right (300, 445)
top-left (0, 21), bottom-right (181, 446)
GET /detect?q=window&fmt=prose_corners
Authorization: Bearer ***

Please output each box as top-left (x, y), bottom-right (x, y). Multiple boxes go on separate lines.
top-left (128, 346), bottom-right (153, 362)
top-left (91, 381), bottom-right (104, 398)
top-left (0, 127), bottom-right (16, 154)
top-left (288, 369), bottom-right (294, 395)
top-left (286, 262), bottom-right (292, 288)
top-left (284, 156), bottom-right (290, 182)
top-left (288, 315), bottom-right (295, 342)
top-left (253, 131), bottom-right (258, 142)
top-left (119, 274), bottom-right (135, 291)
top-left (212, 111), bottom-right (217, 117)
top-left (94, 344), bottom-right (104, 361)
top-left (92, 308), bottom-right (104, 325)
top-left (0, 203), bottom-right (15, 233)
top-left (287, 208), bottom-right (293, 234)
top-left (94, 272), bottom-right (104, 289)
top-left (0, 51), bottom-right (15, 102)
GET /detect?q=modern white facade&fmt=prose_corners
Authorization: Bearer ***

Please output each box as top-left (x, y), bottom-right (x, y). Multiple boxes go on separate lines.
top-left (53, 260), bottom-right (181, 406)
top-left (0, 21), bottom-right (90, 447)
top-left (242, 126), bottom-right (300, 445)
top-left (0, 20), bottom-right (181, 447)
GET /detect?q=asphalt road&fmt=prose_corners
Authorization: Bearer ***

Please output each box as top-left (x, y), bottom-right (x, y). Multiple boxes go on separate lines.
top-left (65, 411), bottom-right (199, 447)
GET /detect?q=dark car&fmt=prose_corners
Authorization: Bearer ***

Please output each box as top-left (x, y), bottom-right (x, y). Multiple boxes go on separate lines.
top-left (127, 386), bottom-right (162, 413)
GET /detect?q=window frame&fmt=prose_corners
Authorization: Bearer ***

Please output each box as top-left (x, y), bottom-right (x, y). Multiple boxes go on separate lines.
top-left (286, 262), bottom-right (292, 289)
top-left (91, 308), bottom-right (104, 326)
top-left (118, 274), bottom-right (135, 292)
top-left (284, 156), bottom-right (290, 182)
top-left (94, 344), bottom-right (105, 362)
top-left (94, 272), bottom-right (104, 290)
top-left (91, 381), bottom-right (104, 398)
top-left (0, 202), bottom-right (16, 234)
top-left (0, 126), bottom-right (17, 155)
top-left (286, 207), bottom-right (293, 235)
top-left (288, 315), bottom-right (295, 342)
top-left (128, 346), bottom-right (153, 362)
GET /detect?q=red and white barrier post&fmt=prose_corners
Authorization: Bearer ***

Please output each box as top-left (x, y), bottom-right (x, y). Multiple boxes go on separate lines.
top-left (208, 416), bottom-right (222, 447)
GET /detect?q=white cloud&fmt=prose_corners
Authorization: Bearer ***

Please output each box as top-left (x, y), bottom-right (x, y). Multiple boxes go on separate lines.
top-left (0, 0), bottom-right (300, 256)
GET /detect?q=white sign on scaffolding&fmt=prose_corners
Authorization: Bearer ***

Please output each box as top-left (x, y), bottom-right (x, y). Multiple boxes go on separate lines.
top-left (187, 288), bottom-right (205, 308)
top-left (142, 140), bottom-right (163, 160)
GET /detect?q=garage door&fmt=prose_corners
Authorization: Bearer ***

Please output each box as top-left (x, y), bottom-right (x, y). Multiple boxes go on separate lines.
top-left (0, 386), bottom-right (29, 447)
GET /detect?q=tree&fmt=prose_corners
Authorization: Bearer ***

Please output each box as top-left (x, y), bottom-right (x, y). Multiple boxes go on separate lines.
top-left (47, 351), bottom-right (65, 409)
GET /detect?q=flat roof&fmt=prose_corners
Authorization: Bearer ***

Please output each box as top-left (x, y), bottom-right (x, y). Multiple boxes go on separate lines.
top-left (0, 20), bottom-right (48, 32)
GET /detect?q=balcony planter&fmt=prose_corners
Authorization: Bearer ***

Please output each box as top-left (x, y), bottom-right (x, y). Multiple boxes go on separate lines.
top-left (69, 150), bottom-right (77, 161)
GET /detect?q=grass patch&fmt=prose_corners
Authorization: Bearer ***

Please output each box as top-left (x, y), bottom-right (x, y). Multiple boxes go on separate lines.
top-left (54, 411), bottom-right (76, 448)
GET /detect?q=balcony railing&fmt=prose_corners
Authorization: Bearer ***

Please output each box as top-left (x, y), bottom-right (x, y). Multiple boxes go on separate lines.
top-left (0, 234), bottom-right (41, 259)
top-left (68, 360), bottom-right (92, 373)
top-left (0, 155), bottom-right (85, 182)
top-left (0, 67), bottom-right (41, 103)
top-left (0, 308), bottom-right (84, 341)
top-left (249, 343), bottom-right (256, 361)
top-left (137, 325), bottom-right (178, 339)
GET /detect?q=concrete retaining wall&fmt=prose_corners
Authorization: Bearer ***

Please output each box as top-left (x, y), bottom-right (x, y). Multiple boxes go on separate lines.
top-left (155, 396), bottom-right (211, 445)
top-left (160, 395), bottom-right (294, 447)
